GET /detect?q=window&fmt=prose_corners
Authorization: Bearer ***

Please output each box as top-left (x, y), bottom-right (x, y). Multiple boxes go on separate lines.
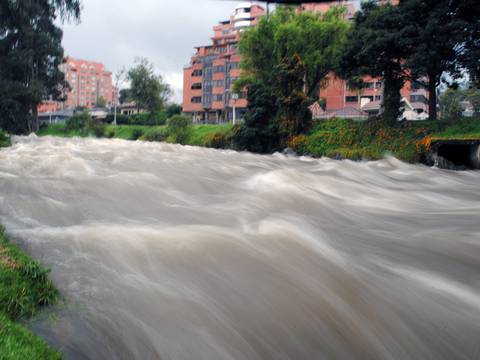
top-left (213, 80), bottom-right (224, 87)
top-left (375, 96), bottom-right (382, 101)
top-left (213, 66), bottom-right (225, 73)
top-left (365, 82), bottom-right (375, 89)
top-left (345, 96), bottom-right (358, 102)
top-left (191, 97), bottom-right (202, 103)
top-left (361, 96), bottom-right (374, 102)
top-left (203, 80), bottom-right (213, 92)
top-left (411, 81), bottom-right (426, 90)
top-left (410, 95), bottom-right (427, 103)
top-left (191, 83), bottom-right (202, 90)
top-left (227, 62), bottom-right (239, 71)
top-left (213, 94), bottom-right (223, 102)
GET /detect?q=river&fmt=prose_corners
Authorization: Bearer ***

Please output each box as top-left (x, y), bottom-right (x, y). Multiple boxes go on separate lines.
top-left (1, 136), bottom-right (480, 359)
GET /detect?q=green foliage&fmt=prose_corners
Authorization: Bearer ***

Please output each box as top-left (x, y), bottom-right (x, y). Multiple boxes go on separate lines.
top-left (165, 103), bottom-right (182, 118)
top-left (338, 2), bottom-right (407, 125)
top-left (288, 117), bottom-right (480, 162)
top-left (0, 129), bottom-right (11, 147)
top-left (232, 82), bottom-right (280, 153)
top-left (129, 128), bottom-right (144, 141)
top-left (0, 226), bottom-right (60, 359)
top-left (95, 96), bottom-right (107, 108)
top-left (400, 0), bottom-right (475, 120)
top-left (166, 115), bottom-right (193, 145)
top-left (65, 111), bottom-right (90, 133)
top-left (0, 314), bottom-right (61, 360)
top-left (127, 58), bottom-right (172, 112)
top-left (239, 6), bottom-right (350, 99)
top-left (440, 89), bottom-right (465, 121)
top-left (440, 88), bottom-right (480, 120)
top-left (87, 120), bottom-right (106, 138)
top-left (275, 54), bottom-right (312, 144)
top-left (106, 111), bottom-right (168, 126)
top-left (140, 127), bottom-right (168, 142)
top-left (0, 0), bottom-right (81, 134)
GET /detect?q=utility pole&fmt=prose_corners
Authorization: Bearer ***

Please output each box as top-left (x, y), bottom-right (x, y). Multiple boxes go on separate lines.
top-left (113, 69), bottom-right (125, 126)
top-left (232, 93), bottom-right (239, 124)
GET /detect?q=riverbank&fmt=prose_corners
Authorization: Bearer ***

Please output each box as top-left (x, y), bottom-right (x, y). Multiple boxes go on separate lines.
top-left (0, 226), bottom-right (60, 359)
top-left (0, 129), bottom-right (10, 148)
top-left (37, 117), bottom-right (480, 165)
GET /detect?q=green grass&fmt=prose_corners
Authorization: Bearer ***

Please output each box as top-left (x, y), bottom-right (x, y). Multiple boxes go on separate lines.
top-left (188, 124), bottom-right (234, 146)
top-left (37, 123), bottom-right (234, 147)
top-left (37, 117), bottom-right (480, 163)
top-left (0, 225), bottom-right (60, 359)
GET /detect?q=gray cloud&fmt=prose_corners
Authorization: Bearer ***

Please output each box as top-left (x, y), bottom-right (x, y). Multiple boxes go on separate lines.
top-left (61, 0), bottom-right (239, 103)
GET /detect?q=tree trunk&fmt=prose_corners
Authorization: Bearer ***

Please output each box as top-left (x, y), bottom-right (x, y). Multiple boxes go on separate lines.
top-left (32, 105), bottom-right (39, 133)
top-left (428, 74), bottom-right (437, 120)
top-left (382, 71), bottom-right (403, 126)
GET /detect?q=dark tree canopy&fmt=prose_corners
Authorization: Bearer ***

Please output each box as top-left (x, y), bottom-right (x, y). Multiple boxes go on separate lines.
top-left (0, 0), bottom-right (81, 133)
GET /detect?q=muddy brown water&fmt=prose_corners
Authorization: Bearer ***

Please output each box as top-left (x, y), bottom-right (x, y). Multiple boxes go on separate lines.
top-left (1, 136), bottom-right (480, 359)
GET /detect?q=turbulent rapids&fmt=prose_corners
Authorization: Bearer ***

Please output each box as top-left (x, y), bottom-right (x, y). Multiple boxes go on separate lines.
top-left (1, 136), bottom-right (480, 360)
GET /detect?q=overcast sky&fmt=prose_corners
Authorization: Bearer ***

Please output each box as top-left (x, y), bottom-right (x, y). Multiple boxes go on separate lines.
top-left (61, 1), bottom-right (362, 104)
top-left (61, 0), bottom-right (239, 103)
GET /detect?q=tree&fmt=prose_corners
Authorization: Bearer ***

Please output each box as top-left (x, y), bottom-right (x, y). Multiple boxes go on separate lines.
top-left (119, 89), bottom-right (131, 104)
top-left (239, 6), bottom-right (350, 100)
top-left (127, 58), bottom-right (171, 113)
top-left (274, 53), bottom-right (311, 144)
top-left (439, 89), bottom-right (464, 120)
top-left (231, 81), bottom-right (280, 153)
top-left (165, 103), bottom-right (182, 118)
top-left (400, 0), bottom-right (470, 120)
top-left (456, 0), bottom-right (480, 88)
top-left (166, 115), bottom-right (192, 145)
top-left (338, 2), bottom-right (410, 125)
top-left (96, 96), bottom-right (106, 108)
top-left (0, 0), bottom-right (80, 133)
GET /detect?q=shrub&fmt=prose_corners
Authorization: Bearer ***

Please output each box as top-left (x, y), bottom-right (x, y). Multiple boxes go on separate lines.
top-left (130, 128), bottom-right (144, 140)
top-left (65, 111), bottom-right (90, 132)
top-left (105, 129), bottom-right (115, 138)
top-left (166, 115), bottom-right (193, 144)
top-left (203, 129), bottom-right (235, 149)
top-left (141, 127), bottom-right (167, 142)
top-left (0, 129), bottom-right (10, 147)
top-left (85, 119), bottom-right (106, 138)
top-left (107, 112), bottom-right (168, 126)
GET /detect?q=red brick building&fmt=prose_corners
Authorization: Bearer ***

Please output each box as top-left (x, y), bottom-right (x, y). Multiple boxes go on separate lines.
top-left (39, 57), bottom-right (115, 113)
top-left (300, 1), bottom-right (429, 118)
top-left (183, 1), bottom-right (429, 123)
top-left (183, 2), bottom-right (265, 123)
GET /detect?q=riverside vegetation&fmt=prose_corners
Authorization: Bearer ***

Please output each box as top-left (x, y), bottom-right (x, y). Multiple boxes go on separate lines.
top-left (35, 114), bottom-right (480, 164)
top-left (0, 226), bottom-right (60, 359)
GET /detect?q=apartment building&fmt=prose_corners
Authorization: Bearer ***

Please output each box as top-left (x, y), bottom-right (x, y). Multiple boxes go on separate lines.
top-left (183, 2), bottom-right (265, 123)
top-left (183, 1), bottom-right (429, 123)
top-left (39, 57), bottom-right (115, 113)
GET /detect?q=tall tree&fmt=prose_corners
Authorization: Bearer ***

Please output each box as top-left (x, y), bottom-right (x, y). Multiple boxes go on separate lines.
top-left (239, 5), bottom-right (350, 100)
top-left (456, 0), bottom-right (480, 89)
top-left (338, 2), bottom-right (411, 125)
top-left (400, 0), bottom-right (468, 120)
top-left (0, 0), bottom-right (80, 133)
top-left (127, 58), bottom-right (171, 113)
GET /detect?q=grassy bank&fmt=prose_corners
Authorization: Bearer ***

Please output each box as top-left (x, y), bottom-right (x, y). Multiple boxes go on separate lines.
top-left (288, 117), bottom-right (480, 162)
top-left (0, 226), bottom-right (60, 359)
top-left (37, 117), bottom-right (480, 163)
top-left (37, 123), bottom-right (234, 146)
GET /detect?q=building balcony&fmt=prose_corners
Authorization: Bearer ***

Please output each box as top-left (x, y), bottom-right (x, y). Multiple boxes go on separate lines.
top-left (234, 12), bottom-right (251, 21)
